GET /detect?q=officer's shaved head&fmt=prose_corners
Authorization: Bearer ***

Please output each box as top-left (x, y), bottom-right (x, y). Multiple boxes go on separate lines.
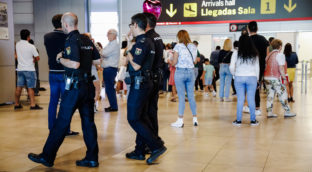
top-left (62, 12), bottom-right (78, 27)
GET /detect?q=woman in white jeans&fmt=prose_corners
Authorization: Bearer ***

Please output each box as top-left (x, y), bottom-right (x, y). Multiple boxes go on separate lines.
top-left (170, 30), bottom-right (198, 128)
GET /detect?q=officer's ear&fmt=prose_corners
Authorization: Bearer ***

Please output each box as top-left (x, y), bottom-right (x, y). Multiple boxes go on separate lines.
top-left (134, 23), bottom-right (138, 29)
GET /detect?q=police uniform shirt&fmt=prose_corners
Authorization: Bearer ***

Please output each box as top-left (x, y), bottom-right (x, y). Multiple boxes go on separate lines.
top-left (63, 30), bottom-right (100, 75)
top-left (128, 34), bottom-right (155, 73)
top-left (145, 29), bottom-right (164, 71)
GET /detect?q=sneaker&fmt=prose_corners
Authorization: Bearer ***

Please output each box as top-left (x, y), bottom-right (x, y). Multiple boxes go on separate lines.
top-left (171, 119), bottom-right (184, 128)
top-left (224, 98), bottom-right (231, 102)
top-left (30, 104), bottom-right (43, 110)
top-left (250, 120), bottom-right (259, 126)
top-left (255, 109), bottom-right (261, 116)
top-left (212, 91), bottom-right (216, 97)
top-left (284, 111), bottom-right (296, 117)
top-left (232, 120), bottom-right (242, 126)
top-left (14, 104), bottom-right (23, 110)
top-left (267, 112), bottom-right (278, 118)
top-left (193, 118), bottom-right (198, 126)
top-left (243, 106), bottom-right (250, 113)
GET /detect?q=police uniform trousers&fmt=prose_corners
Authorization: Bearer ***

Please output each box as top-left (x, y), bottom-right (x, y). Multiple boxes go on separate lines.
top-left (41, 81), bottom-right (99, 164)
top-left (127, 79), bottom-right (163, 153)
top-left (135, 78), bottom-right (164, 153)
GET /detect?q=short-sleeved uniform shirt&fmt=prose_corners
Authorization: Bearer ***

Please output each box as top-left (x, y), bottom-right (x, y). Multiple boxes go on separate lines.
top-left (63, 30), bottom-right (100, 76)
top-left (145, 29), bottom-right (164, 71)
top-left (173, 43), bottom-right (197, 68)
top-left (128, 34), bottom-right (155, 74)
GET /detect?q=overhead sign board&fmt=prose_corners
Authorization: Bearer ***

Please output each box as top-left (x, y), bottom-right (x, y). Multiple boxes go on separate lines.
top-left (157, 0), bottom-right (312, 25)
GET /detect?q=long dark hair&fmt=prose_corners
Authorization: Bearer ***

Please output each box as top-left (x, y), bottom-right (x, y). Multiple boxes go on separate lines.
top-left (284, 43), bottom-right (292, 57)
top-left (238, 35), bottom-right (258, 63)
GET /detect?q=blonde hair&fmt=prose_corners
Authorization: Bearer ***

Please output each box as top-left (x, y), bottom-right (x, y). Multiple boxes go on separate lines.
top-left (271, 39), bottom-right (282, 50)
top-left (177, 30), bottom-right (192, 46)
top-left (223, 39), bottom-right (232, 51)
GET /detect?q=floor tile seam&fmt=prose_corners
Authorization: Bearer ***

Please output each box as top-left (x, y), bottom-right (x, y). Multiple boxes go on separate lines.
top-left (201, 137), bottom-right (232, 171)
top-left (262, 121), bottom-right (282, 172)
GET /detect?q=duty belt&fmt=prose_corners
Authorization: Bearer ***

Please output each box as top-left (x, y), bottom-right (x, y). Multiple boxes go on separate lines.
top-left (129, 70), bottom-right (152, 79)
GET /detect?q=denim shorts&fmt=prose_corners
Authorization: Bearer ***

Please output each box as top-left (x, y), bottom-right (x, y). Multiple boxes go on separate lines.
top-left (17, 71), bottom-right (37, 88)
top-left (205, 77), bottom-right (213, 85)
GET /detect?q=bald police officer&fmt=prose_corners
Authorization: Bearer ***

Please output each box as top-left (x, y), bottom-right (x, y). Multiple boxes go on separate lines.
top-left (28, 12), bottom-right (100, 168)
top-left (125, 13), bottom-right (166, 165)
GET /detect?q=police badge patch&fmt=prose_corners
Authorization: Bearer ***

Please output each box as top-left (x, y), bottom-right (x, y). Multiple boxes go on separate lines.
top-left (135, 48), bottom-right (142, 55)
top-left (66, 47), bottom-right (71, 55)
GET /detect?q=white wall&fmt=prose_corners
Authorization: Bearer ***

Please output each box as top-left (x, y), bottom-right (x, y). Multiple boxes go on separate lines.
top-left (298, 32), bottom-right (312, 61)
top-left (13, 0), bottom-right (34, 46)
top-left (0, 0), bottom-right (15, 103)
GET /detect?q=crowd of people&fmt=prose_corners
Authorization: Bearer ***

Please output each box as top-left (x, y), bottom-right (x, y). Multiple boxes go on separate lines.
top-left (12, 10), bottom-right (299, 168)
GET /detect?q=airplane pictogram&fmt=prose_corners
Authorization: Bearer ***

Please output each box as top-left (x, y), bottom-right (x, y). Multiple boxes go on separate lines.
top-left (185, 5), bottom-right (196, 12)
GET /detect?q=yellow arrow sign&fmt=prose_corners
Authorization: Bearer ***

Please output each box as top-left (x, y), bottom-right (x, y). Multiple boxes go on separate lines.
top-left (284, 0), bottom-right (296, 13)
top-left (166, 4), bottom-right (177, 18)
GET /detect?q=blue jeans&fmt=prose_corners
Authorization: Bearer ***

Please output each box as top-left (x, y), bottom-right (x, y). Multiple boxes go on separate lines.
top-left (48, 72), bottom-right (70, 132)
top-left (17, 71), bottom-right (37, 88)
top-left (103, 67), bottom-right (118, 109)
top-left (174, 68), bottom-right (197, 116)
top-left (234, 76), bottom-right (257, 121)
top-left (219, 64), bottom-right (232, 98)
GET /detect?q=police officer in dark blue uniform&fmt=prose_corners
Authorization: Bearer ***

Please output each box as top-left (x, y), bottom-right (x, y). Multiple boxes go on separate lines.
top-left (143, 12), bottom-right (164, 142)
top-left (28, 12), bottom-right (100, 168)
top-left (127, 12), bottom-right (165, 156)
top-left (125, 13), bottom-right (166, 165)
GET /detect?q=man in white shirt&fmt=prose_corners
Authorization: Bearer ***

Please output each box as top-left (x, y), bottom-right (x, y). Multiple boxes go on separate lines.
top-left (100, 29), bottom-right (120, 112)
top-left (15, 29), bottom-right (42, 110)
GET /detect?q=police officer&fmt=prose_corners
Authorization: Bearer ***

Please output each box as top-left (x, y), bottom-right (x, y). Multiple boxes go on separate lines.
top-left (28, 12), bottom-right (100, 168)
top-left (125, 13), bottom-right (166, 165)
top-left (143, 12), bottom-right (164, 139)
top-left (127, 12), bottom-right (165, 155)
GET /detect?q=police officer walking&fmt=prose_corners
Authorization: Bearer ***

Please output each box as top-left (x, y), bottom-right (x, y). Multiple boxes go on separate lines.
top-left (125, 13), bottom-right (166, 164)
top-left (28, 12), bottom-right (100, 168)
top-left (143, 12), bottom-right (164, 140)
top-left (126, 12), bottom-right (165, 157)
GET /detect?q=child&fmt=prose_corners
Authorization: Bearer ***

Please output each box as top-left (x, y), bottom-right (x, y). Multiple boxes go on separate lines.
top-left (201, 59), bottom-right (216, 97)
